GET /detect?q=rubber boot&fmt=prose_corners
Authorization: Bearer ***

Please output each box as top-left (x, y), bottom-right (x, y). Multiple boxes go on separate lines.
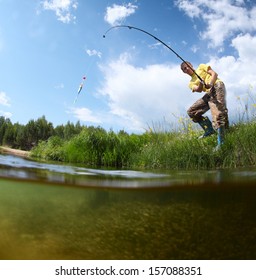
top-left (213, 126), bottom-right (225, 152)
top-left (198, 116), bottom-right (215, 139)
top-left (217, 126), bottom-right (224, 147)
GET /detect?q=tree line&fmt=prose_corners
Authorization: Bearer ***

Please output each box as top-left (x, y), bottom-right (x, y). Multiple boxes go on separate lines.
top-left (0, 115), bottom-right (83, 150)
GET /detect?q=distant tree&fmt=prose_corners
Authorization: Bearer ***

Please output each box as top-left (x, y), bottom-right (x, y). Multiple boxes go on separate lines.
top-left (0, 116), bottom-right (8, 145)
top-left (64, 121), bottom-right (80, 140)
top-left (54, 124), bottom-right (65, 139)
top-left (0, 118), bottom-right (5, 145)
top-left (12, 123), bottom-right (23, 148)
top-left (75, 121), bottom-right (83, 133)
top-left (25, 120), bottom-right (38, 147)
top-left (0, 115), bottom-right (85, 151)
top-left (15, 125), bottom-right (28, 150)
top-left (2, 120), bottom-right (15, 146)
top-left (35, 116), bottom-right (54, 142)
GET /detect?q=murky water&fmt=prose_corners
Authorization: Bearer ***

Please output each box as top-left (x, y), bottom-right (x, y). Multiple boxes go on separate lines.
top-left (0, 154), bottom-right (256, 259)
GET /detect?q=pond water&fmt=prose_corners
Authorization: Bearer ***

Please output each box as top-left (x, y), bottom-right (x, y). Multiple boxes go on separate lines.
top-left (0, 154), bottom-right (256, 260)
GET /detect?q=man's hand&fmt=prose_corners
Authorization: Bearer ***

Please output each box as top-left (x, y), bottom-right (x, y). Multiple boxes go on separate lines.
top-left (205, 83), bottom-right (213, 89)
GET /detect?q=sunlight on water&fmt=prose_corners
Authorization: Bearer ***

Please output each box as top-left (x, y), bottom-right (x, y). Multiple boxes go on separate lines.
top-left (0, 154), bottom-right (256, 260)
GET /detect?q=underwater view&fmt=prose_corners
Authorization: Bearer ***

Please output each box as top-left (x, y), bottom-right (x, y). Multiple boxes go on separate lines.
top-left (0, 154), bottom-right (256, 260)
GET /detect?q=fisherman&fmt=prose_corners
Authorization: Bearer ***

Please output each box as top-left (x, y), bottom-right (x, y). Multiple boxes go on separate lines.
top-left (180, 61), bottom-right (229, 149)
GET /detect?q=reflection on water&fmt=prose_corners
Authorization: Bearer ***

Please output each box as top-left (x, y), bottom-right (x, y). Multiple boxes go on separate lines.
top-left (0, 154), bottom-right (169, 188)
top-left (2, 154), bottom-right (256, 188)
top-left (0, 154), bottom-right (256, 260)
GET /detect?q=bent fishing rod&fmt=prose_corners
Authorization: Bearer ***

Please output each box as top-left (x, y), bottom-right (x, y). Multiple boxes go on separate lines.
top-left (103, 25), bottom-right (205, 85)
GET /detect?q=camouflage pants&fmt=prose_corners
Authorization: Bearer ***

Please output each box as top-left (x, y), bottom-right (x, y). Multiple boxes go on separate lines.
top-left (187, 81), bottom-right (229, 129)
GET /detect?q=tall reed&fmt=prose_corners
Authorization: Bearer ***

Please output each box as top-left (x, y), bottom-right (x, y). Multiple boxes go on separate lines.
top-left (31, 119), bottom-right (256, 170)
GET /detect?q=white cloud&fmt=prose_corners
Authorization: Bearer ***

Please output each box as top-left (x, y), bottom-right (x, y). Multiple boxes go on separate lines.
top-left (0, 92), bottom-right (12, 119)
top-left (231, 33), bottom-right (256, 62)
top-left (41, 0), bottom-right (78, 23)
top-left (208, 34), bottom-right (256, 116)
top-left (175, 0), bottom-right (256, 48)
top-left (98, 53), bottom-right (189, 132)
top-left (0, 91), bottom-right (11, 107)
top-left (191, 45), bottom-right (199, 53)
top-left (54, 83), bottom-right (64, 89)
top-left (68, 107), bottom-right (102, 124)
top-left (209, 34), bottom-right (256, 88)
top-left (0, 110), bottom-right (12, 119)
top-left (86, 49), bottom-right (102, 58)
top-left (175, 0), bottom-right (201, 18)
top-left (104, 3), bottom-right (138, 26)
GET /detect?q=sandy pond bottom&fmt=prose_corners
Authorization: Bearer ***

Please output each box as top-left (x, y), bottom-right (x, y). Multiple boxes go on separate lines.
top-left (0, 177), bottom-right (255, 260)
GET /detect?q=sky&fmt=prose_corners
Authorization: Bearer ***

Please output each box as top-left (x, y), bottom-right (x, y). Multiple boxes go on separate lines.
top-left (0, 0), bottom-right (256, 133)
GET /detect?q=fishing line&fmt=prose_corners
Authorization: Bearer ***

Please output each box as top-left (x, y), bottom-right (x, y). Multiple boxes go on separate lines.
top-left (84, 55), bottom-right (96, 76)
top-left (74, 54), bottom-right (98, 104)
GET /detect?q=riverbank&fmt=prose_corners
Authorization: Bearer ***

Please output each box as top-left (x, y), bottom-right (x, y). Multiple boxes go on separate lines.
top-left (29, 122), bottom-right (256, 170)
top-left (0, 146), bottom-right (30, 158)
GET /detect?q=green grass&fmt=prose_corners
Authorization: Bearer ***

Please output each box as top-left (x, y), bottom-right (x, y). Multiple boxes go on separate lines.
top-left (30, 120), bottom-right (256, 170)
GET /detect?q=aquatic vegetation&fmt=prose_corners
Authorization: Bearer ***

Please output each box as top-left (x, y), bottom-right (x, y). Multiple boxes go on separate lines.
top-left (31, 127), bottom-right (145, 168)
top-left (29, 119), bottom-right (256, 170)
top-left (1, 178), bottom-right (256, 260)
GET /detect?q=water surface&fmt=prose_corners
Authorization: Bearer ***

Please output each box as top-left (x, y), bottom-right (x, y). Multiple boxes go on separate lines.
top-left (1, 154), bottom-right (256, 187)
top-left (0, 154), bottom-right (256, 260)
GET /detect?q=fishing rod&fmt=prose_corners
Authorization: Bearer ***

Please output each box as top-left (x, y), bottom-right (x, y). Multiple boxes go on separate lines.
top-left (103, 25), bottom-right (205, 85)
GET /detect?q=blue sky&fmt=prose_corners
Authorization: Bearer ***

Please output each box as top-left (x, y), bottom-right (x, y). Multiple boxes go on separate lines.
top-left (0, 0), bottom-right (256, 133)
